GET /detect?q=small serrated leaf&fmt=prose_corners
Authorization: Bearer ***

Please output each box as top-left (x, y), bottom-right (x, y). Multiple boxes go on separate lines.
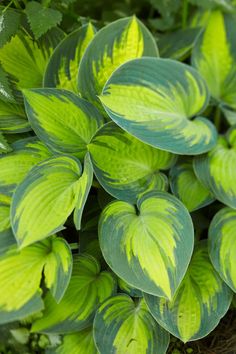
top-left (25, 1), bottom-right (62, 39)
top-left (0, 9), bottom-right (21, 48)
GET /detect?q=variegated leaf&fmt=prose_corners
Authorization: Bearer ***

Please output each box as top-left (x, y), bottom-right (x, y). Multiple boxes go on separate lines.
top-left (93, 295), bottom-right (169, 354)
top-left (88, 122), bottom-right (174, 203)
top-left (77, 16), bottom-right (158, 107)
top-left (0, 198), bottom-right (16, 255)
top-left (170, 160), bottom-right (214, 212)
top-left (100, 58), bottom-right (217, 155)
top-left (23, 89), bottom-right (104, 159)
top-left (47, 327), bottom-right (98, 354)
top-left (118, 278), bottom-right (142, 298)
top-left (32, 254), bottom-right (117, 334)
top-left (144, 242), bottom-right (232, 343)
top-left (0, 236), bottom-right (72, 324)
top-left (0, 137), bottom-right (52, 197)
top-left (0, 100), bottom-right (30, 133)
top-left (209, 207), bottom-right (236, 293)
top-left (192, 10), bottom-right (236, 112)
top-left (0, 29), bottom-right (65, 100)
top-left (193, 127), bottom-right (236, 208)
top-left (0, 132), bottom-right (11, 154)
top-left (99, 191), bottom-right (194, 299)
top-left (44, 24), bottom-right (96, 92)
top-left (73, 153), bottom-right (93, 230)
top-left (11, 155), bottom-right (87, 248)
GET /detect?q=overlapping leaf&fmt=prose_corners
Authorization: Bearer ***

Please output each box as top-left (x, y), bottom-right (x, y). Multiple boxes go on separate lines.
top-left (0, 132), bottom-right (11, 154)
top-left (0, 100), bottom-right (30, 133)
top-left (0, 29), bottom-right (65, 99)
top-left (93, 295), bottom-right (169, 354)
top-left (0, 137), bottom-right (52, 197)
top-left (23, 89), bottom-right (104, 159)
top-left (100, 57), bottom-right (217, 155)
top-left (47, 327), bottom-right (98, 354)
top-left (44, 24), bottom-right (96, 92)
top-left (192, 10), bottom-right (236, 117)
top-left (0, 197), bottom-right (16, 255)
top-left (118, 278), bottom-right (143, 298)
top-left (89, 122), bottom-right (174, 203)
top-left (77, 16), bottom-right (158, 106)
top-left (170, 160), bottom-right (214, 211)
top-left (99, 191), bottom-right (194, 299)
top-left (73, 153), bottom-right (93, 230)
top-left (32, 254), bottom-right (116, 333)
top-left (11, 155), bottom-right (88, 248)
top-left (209, 207), bottom-right (236, 293)
top-left (144, 242), bottom-right (232, 342)
top-left (193, 127), bottom-right (236, 208)
top-left (0, 236), bottom-right (72, 324)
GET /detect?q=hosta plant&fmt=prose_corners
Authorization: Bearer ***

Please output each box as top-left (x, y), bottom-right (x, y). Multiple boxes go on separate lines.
top-left (0, 2), bottom-right (236, 353)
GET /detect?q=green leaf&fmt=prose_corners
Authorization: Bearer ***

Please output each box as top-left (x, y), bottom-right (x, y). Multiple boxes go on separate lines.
top-left (0, 100), bottom-right (30, 133)
top-left (193, 127), bottom-right (236, 208)
top-left (118, 277), bottom-right (143, 298)
top-left (99, 191), bottom-right (194, 299)
top-left (0, 29), bottom-right (65, 98)
top-left (0, 200), bottom-right (16, 255)
top-left (144, 242), bottom-right (233, 343)
top-left (0, 66), bottom-right (17, 103)
top-left (11, 155), bottom-right (86, 248)
top-left (23, 88), bottom-right (104, 159)
top-left (77, 16), bottom-right (158, 107)
top-left (0, 132), bottom-right (12, 154)
top-left (100, 57), bottom-right (217, 155)
top-left (170, 160), bottom-right (214, 212)
top-left (48, 328), bottom-right (98, 354)
top-left (192, 11), bottom-right (236, 111)
top-left (0, 236), bottom-right (72, 324)
top-left (209, 207), bottom-right (236, 293)
top-left (93, 295), bottom-right (170, 354)
top-left (32, 254), bottom-right (117, 334)
top-left (0, 8), bottom-right (21, 48)
top-left (25, 1), bottom-right (62, 40)
top-left (158, 27), bottom-right (201, 61)
top-left (73, 153), bottom-right (93, 230)
top-left (0, 137), bottom-right (52, 197)
top-left (44, 24), bottom-right (96, 92)
top-left (88, 122), bottom-right (174, 203)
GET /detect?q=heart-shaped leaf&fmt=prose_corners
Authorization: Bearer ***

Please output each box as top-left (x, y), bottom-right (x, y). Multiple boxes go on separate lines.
top-left (11, 155), bottom-right (89, 248)
top-left (93, 294), bottom-right (169, 354)
top-left (99, 191), bottom-right (194, 299)
top-left (192, 10), bottom-right (236, 112)
top-left (77, 16), bottom-right (158, 106)
top-left (0, 236), bottom-right (72, 324)
top-left (32, 254), bottom-right (117, 334)
top-left (193, 127), bottom-right (236, 208)
top-left (100, 57), bottom-right (217, 155)
top-left (0, 137), bottom-right (52, 197)
top-left (170, 160), bottom-right (214, 212)
top-left (144, 242), bottom-right (233, 343)
top-left (209, 207), bottom-right (236, 292)
top-left (44, 24), bottom-right (96, 92)
top-left (49, 327), bottom-right (98, 354)
top-left (23, 89), bottom-right (104, 159)
top-left (89, 122), bottom-right (175, 203)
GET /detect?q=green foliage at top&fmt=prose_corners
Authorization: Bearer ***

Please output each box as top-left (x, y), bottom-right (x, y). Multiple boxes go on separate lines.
top-left (0, 0), bottom-right (236, 353)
